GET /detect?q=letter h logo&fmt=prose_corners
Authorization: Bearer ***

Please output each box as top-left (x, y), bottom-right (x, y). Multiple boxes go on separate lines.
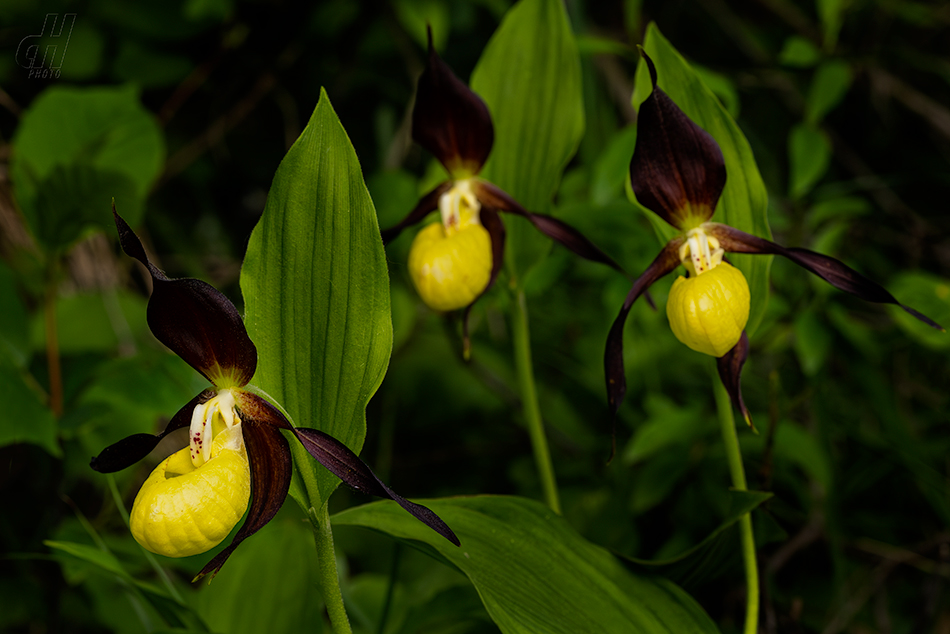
top-left (16, 13), bottom-right (76, 78)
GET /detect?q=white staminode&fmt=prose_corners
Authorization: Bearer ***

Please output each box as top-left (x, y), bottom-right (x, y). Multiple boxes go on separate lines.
top-left (189, 389), bottom-right (241, 467)
top-left (438, 178), bottom-right (481, 231)
top-left (678, 227), bottom-right (724, 277)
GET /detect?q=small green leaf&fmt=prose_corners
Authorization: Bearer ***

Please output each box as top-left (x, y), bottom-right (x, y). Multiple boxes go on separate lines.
top-left (11, 85), bottom-right (164, 249)
top-left (241, 89), bottom-right (393, 507)
top-left (793, 309), bottom-right (832, 376)
top-left (816, 0), bottom-right (847, 51)
top-left (788, 123), bottom-right (832, 199)
top-left (471, 0), bottom-right (585, 283)
top-left (334, 496), bottom-right (720, 634)
top-left (777, 36), bottom-right (822, 68)
top-left (805, 60), bottom-right (852, 125)
top-left (635, 24), bottom-right (773, 334)
top-left (29, 290), bottom-right (148, 354)
top-left (887, 272), bottom-right (950, 349)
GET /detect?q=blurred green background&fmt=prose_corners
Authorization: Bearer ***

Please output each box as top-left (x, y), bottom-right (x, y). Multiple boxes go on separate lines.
top-left (1, 0), bottom-right (949, 632)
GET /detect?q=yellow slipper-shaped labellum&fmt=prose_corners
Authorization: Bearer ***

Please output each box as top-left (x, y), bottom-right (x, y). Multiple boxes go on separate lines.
top-left (667, 262), bottom-right (750, 357)
top-left (130, 424), bottom-right (251, 557)
top-left (408, 209), bottom-right (492, 312)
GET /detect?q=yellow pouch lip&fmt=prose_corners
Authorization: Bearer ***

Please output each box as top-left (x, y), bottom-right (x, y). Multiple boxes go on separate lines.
top-left (130, 424), bottom-right (250, 558)
top-left (666, 262), bottom-right (750, 357)
top-left (408, 219), bottom-right (492, 312)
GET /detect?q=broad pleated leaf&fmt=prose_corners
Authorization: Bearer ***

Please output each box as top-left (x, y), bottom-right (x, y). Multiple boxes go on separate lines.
top-left (633, 24), bottom-right (772, 334)
top-left (334, 496), bottom-right (720, 634)
top-left (240, 90), bottom-right (393, 507)
top-left (470, 0), bottom-right (585, 282)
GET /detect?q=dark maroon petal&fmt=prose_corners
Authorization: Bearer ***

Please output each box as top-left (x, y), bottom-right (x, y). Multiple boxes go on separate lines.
top-left (461, 207), bottom-right (506, 359)
top-left (630, 51), bottom-right (726, 230)
top-left (716, 331), bottom-right (753, 429)
top-left (381, 182), bottom-right (452, 245)
top-left (708, 223), bottom-right (945, 331)
top-left (475, 180), bottom-right (625, 273)
top-left (412, 26), bottom-right (494, 177)
top-left (233, 390), bottom-right (460, 546)
top-left (294, 428), bottom-right (460, 547)
top-left (113, 207), bottom-right (258, 386)
top-left (90, 392), bottom-right (209, 473)
top-left (605, 241), bottom-right (683, 416)
top-left (194, 421), bottom-right (292, 581)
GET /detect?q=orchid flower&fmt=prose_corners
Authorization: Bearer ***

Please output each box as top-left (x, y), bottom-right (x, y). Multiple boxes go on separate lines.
top-left (92, 208), bottom-right (458, 580)
top-left (605, 53), bottom-right (943, 424)
top-left (382, 29), bottom-right (622, 353)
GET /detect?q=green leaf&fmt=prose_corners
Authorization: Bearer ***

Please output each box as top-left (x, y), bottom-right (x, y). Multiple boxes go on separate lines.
top-left (805, 60), bottom-right (852, 125)
top-left (0, 353), bottom-right (59, 457)
top-left (777, 36), bottom-right (822, 68)
top-left (11, 85), bottom-right (164, 249)
top-left (194, 514), bottom-right (323, 634)
top-left (774, 421), bottom-right (833, 494)
top-left (787, 123), bottom-right (832, 199)
top-left (334, 496), bottom-right (721, 634)
top-left (621, 490), bottom-right (772, 585)
top-left (470, 0), bottom-right (585, 283)
top-left (793, 309), bottom-right (832, 376)
top-left (887, 272), bottom-right (950, 349)
top-left (634, 24), bottom-right (773, 334)
top-left (240, 89), bottom-right (393, 508)
top-left (816, 0), bottom-right (847, 51)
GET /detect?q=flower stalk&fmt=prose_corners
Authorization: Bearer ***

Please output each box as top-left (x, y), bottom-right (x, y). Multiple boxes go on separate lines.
top-left (311, 503), bottom-right (352, 634)
top-left (713, 370), bottom-right (759, 634)
top-left (512, 289), bottom-right (561, 514)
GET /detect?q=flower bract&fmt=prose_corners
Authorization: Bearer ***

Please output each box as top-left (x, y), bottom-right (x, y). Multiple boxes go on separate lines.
top-left (93, 207), bottom-right (459, 580)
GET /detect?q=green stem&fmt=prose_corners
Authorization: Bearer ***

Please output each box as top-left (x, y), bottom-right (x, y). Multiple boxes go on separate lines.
top-left (311, 503), bottom-right (352, 634)
top-left (713, 373), bottom-right (759, 634)
top-left (511, 289), bottom-right (561, 514)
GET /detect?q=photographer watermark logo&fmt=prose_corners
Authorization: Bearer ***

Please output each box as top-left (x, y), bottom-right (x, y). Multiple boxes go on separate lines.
top-left (15, 13), bottom-right (76, 79)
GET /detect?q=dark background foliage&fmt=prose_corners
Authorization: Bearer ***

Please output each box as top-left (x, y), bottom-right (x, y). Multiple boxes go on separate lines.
top-left (1, 0), bottom-right (948, 632)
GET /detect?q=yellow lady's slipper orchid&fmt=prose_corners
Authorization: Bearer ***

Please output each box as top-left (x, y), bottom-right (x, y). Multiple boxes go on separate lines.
top-left (92, 208), bottom-right (459, 580)
top-left (605, 51), bottom-right (942, 426)
top-left (408, 182), bottom-right (492, 312)
top-left (383, 27), bottom-right (622, 352)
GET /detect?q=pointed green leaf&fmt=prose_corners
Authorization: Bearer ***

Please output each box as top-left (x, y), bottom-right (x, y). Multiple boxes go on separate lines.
top-left (241, 89), bottom-right (393, 507)
top-left (621, 490), bottom-right (772, 586)
top-left (788, 123), bottom-right (832, 199)
top-left (633, 24), bottom-right (772, 333)
top-left (334, 496), bottom-right (720, 634)
top-left (805, 60), bottom-right (852, 125)
top-left (470, 0), bottom-right (585, 283)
